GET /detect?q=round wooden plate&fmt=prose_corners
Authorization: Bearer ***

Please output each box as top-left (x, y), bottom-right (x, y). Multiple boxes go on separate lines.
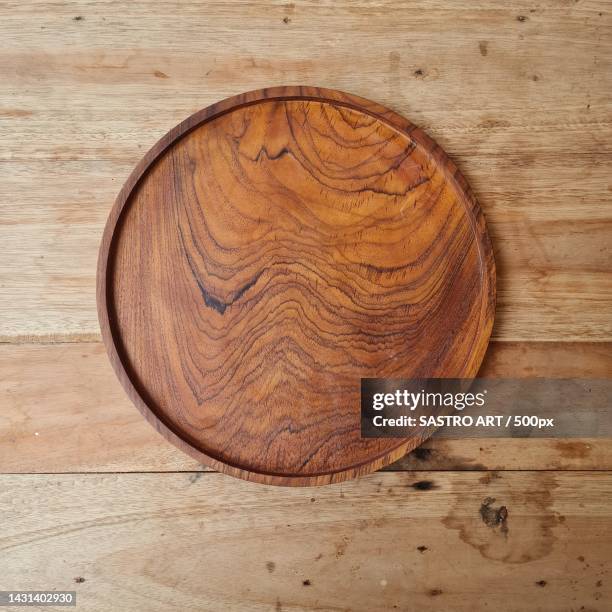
top-left (97, 86), bottom-right (495, 486)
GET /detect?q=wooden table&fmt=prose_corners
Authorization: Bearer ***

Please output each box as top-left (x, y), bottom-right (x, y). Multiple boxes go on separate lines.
top-left (1, 2), bottom-right (610, 610)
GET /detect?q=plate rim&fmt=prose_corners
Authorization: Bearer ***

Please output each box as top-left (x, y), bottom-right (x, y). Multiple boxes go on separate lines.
top-left (96, 86), bottom-right (496, 486)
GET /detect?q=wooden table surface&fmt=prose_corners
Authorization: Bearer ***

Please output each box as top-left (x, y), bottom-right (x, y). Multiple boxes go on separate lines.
top-left (1, 1), bottom-right (611, 610)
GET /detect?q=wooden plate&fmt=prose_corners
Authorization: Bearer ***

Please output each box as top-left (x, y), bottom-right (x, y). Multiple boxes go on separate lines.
top-left (97, 86), bottom-right (495, 486)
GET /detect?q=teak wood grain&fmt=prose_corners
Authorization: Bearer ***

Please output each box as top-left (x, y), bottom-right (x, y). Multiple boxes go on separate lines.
top-left (97, 87), bottom-right (495, 485)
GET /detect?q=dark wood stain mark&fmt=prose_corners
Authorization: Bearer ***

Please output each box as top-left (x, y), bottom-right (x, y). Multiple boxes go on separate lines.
top-left (74, 577), bottom-right (85, 583)
top-left (536, 580), bottom-right (547, 587)
top-left (302, 579), bottom-right (311, 586)
top-left (517, 15), bottom-right (527, 22)
top-left (73, 16), bottom-right (84, 21)
top-left (266, 561), bottom-right (275, 573)
top-left (412, 447), bottom-right (433, 461)
top-left (428, 589), bottom-right (443, 597)
top-left (479, 41), bottom-right (488, 56)
top-left (412, 480), bottom-right (437, 491)
top-left (443, 474), bottom-right (560, 564)
top-left (154, 70), bottom-right (169, 79)
top-left (417, 545), bottom-right (428, 553)
top-left (480, 497), bottom-right (509, 535)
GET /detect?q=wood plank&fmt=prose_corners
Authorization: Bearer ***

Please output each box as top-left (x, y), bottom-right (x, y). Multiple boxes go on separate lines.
top-left (0, 342), bottom-right (200, 473)
top-left (1, 2), bottom-right (610, 160)
top-left (0, 471), bottom-right (610, 611)
top-left (1, 341), bottom-right (610, 474)
top-left (0, 1), bottom-right (610, 341)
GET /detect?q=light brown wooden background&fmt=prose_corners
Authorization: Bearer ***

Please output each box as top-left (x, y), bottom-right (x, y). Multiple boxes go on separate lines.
top-left (1, 1), bottom-right (611, 610)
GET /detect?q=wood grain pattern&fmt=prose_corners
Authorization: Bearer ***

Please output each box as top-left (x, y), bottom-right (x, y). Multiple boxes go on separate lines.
top-left (98, 87), bottom-right (495, 485)
top-left (1, 472), bottom-right (610, 611)
top-left (0, 1), bottom-right (610, 342)
top-left (2, 341), bottom-right (611, 474)
top-left (2, 158), bottom-right (609, 343)
top-left (0, 2), bottom-right (610, 608)
top-left (0, 0), bottom-right (612, 612)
